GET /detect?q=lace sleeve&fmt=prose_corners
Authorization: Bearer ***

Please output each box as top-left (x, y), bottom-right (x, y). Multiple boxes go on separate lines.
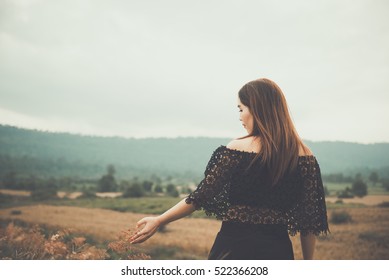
top-left (185, 146), bottom-right (239, 219)
top-left (288, 156), bottom-right (330, 236)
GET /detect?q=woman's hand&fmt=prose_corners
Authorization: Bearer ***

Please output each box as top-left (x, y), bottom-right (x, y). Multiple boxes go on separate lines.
top-left (129, 217), bottom-right (161, 244)
top-left (129, 199), bottom-right (196, 244)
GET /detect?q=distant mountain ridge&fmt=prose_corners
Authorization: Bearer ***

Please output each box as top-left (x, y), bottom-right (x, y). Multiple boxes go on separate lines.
top-left (0, 125), bottom-right (388, 179)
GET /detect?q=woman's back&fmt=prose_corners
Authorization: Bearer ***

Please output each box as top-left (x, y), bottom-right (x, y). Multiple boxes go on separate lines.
top-left (185, 141), bottom-right (328, 237)
top-left (186, 141), bottom-right (328, 260)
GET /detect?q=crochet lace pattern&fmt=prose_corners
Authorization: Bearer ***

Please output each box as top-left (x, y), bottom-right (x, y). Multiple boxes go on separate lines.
top-left (185, 145), bottom-right (329, 236)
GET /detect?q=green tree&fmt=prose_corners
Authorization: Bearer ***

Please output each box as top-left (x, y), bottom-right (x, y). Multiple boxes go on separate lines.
top-left (122, 182), bottom-right (144, 198)
top-left (154, 184), bottom-right (163, 193)
top-left (97, 165), bottom-right (117, 192)
top-left (352, 179), bottom-right (368, 197)
top-left (142, 180), bottom-right (153, 192)
top-left (369, 172), bottom-right (379, 186)
top-left (166, 183), bottom-right (179, 197)
top-left (337, 187), bottom-right (354, 199)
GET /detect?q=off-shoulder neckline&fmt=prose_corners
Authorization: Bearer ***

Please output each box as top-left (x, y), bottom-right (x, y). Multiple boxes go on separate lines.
top-left (219, 145), bottom-right (316, 159)
top-left (220, 145), bottom-right (257, 155)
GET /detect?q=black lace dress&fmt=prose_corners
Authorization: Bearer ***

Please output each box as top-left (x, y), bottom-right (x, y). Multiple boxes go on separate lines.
top-left (185, 145), bottom-right (329, 260)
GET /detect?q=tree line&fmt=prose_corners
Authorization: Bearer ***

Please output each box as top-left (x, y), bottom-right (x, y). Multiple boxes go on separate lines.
top-left (0, 164), bottom-right (191, 201)
top-left (324, 171), bottom-right (389, 199)
top-left (95, 165), bottom-right (186, 198)
top-left (2, 161), bottom-right (389, 201)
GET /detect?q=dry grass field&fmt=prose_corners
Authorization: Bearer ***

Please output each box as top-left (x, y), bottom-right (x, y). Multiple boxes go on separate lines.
top-left (0, 189), bottom-right (31, 197)
top-left (326, 195), bottom-right (389, 206)
top-left (1, 204), bottom-right (389, 259)
top-left (0, 189), bottom-right (122, 199)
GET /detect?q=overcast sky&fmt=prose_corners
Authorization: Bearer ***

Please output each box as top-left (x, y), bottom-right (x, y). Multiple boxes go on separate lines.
top-left (0, 0), bottom-right (388, 144)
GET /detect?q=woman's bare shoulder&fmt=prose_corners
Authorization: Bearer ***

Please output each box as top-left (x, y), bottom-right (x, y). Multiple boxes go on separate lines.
top-left (226, 136), bottom-right (261, 153)
top-left (226, 139), bottom-right (241, 150)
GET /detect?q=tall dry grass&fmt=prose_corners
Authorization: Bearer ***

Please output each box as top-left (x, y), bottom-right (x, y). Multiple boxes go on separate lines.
top-left (1, 205), bottom-right (389, 259)
top-left (0, 221), bottom-right (149, 260)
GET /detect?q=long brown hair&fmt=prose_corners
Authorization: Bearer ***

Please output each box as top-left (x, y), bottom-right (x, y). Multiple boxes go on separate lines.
top-left (239, 78), bottom-right (308, 186)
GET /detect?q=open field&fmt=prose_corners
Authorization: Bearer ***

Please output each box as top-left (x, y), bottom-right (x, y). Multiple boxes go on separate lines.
top-left (1, 204), bottom-right (389, 259)
top-left (1, 188), bottom-right (389, 259)
top-left (325, 182), bottom-right (388, 196)
top-left (2, 188), bottom-right (389, 212)
top-left (0, 192), bottom-right (208, 218)
top-left (0, 189), bottom-right (31, 197)
top-left (326, 195), bottom-right (389, 206)
top-left (0, 205), bottom-right (216, 259)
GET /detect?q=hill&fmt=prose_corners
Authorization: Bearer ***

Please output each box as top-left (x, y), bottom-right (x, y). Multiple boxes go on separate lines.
top-left (0, 125), bottom-right (388, 180)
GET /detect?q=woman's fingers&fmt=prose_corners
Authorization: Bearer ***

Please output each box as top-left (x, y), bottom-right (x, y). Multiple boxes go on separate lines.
top-left (130, 233), bottom-right (148, 244)
top-left (130, 227), bottom-right (157, 244)
top-left (129, 233), bottom-right (144, 244)
top-left (129, 217), bottom-right (160, 244)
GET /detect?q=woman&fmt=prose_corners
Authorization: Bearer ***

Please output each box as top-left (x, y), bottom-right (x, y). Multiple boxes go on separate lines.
top-left (129, 78), bottom-right (329, 260)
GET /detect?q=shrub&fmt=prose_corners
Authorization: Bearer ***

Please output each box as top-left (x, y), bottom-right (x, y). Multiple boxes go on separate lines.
top-left (10, 210), bottom-right (22, 215)
top-left (352, 179), bottom-right (368, 197)
top-left (166, 184), bottom-right (179, 197)
top-left (97, 174), bottom-right (117, 192)
top-left (337, 187), bottom-right (354, 199)
top-left (154, 185), bottom-right (163, 193)
top-left (79, 189), bottom-right (96, 199)
top-left (168, 189), bottom-right (179, 197)
top-left (330, 211), bottom-right (352, 224)
top-left (142, 180), bottom-right (153, 192)
top-left (377, 202), bottom-right (389, 208)
top-left (122, 183), bottom-right (145, 198)
top-left (31, 187), bottom-right (58, 201)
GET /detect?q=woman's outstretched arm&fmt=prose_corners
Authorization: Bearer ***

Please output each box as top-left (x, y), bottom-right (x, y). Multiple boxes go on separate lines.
top-left (129, 198), bottom-right (196, 244)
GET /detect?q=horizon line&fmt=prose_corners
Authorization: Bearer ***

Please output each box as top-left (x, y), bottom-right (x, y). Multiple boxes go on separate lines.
top-left (0, 123), bottom-right (387, 145)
